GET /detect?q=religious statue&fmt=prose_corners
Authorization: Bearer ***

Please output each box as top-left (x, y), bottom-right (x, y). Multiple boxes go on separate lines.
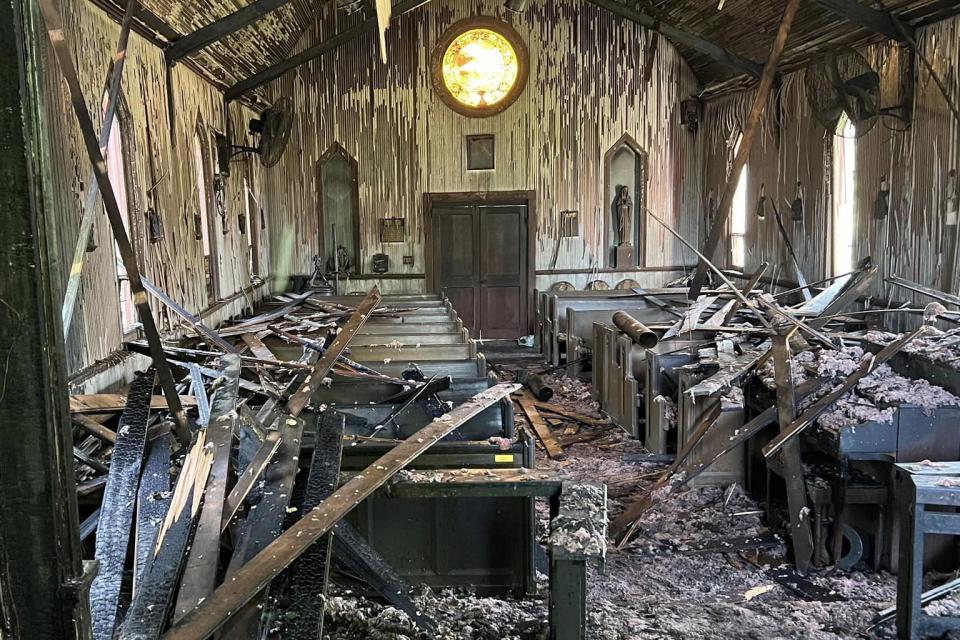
top-left (614, 186), bottom-right (634, 246)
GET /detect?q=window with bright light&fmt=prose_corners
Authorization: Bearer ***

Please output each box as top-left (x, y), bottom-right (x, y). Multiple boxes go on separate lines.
top-left (730, 134), bottom-right (748, 269)
top-left (105, 110), bottom-right (137, 333)
top-left (193, 129), bottom-right (216, 303)
top-left (432, 18), bottom-right (528, 117)
top-left (832, 116), bottom-right (857, 275)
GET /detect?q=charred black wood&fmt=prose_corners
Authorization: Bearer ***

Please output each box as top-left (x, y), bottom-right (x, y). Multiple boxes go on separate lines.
top-left (90, 370), bottom-right (155, 640)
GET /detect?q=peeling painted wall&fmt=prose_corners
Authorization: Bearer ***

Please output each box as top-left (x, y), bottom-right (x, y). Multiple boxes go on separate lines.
top-left (261, 0), bottom-right (701, 293)
top-left (701, 16), bottom-right (960, 309)
top-left (38, 0), bottom-right (268, 380)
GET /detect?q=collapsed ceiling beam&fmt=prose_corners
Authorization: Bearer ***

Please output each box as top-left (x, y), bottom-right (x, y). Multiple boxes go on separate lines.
top-left (811, 0), bottom-right (913, 42)
top-left (225, 0), bottom-right (431, 101)
top-left (165, 0), bottom-right (297, 63)
top-left (587, 0), bottom-right (764, 79)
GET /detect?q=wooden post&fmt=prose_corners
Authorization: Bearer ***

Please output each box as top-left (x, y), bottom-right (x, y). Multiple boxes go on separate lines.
top-left (688, 0), bottom-right (801, 300)
top-left (0, 0), bottom-right (89, 636)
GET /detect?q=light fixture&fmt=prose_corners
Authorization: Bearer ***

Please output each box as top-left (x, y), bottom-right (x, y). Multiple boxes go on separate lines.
top-left (432, 18), bottom-right (529, 117)
top-left (755, 183), bottom-right (767, 219)
top-left (504, 0), bottom-right (528, 12)
top-left (874, 175), bottom-right (890, 220)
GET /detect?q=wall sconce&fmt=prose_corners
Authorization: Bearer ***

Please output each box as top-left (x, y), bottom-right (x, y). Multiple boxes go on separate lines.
top-left (874, 175), bottom-right (890, 220)
top-left (790, 181), bottom-right (804, 222)
top-left (504, 0), bottom-right (528, 12)
top-left (755, 183), bottom-right (767, 219)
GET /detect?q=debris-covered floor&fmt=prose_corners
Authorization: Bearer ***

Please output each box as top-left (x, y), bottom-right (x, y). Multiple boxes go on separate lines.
top-left (315, 370), bottom-right (960, 640)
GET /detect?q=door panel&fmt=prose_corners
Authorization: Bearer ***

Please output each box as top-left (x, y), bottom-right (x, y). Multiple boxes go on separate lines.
top-left (483, 286), bottom-right (522, 332)
top-left (433, 200), bottom-right (527, 339)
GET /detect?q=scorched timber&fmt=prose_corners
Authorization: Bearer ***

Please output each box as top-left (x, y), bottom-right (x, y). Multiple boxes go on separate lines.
top-left (163, 383), bottom-right (521, 640)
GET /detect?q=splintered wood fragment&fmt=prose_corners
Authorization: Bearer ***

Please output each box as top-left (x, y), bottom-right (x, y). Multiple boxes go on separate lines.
top-left (719, 262), bottom-right (768, 324)
top-left (241, 332), bottom-right (278, 361)
top-left (174, 356), bottom-right (241, 621)
top-left (771, 335), bottom-right (814, 574)
top-left (162, 383), bottom-right (520, 640)
top-left (71, 394), bottom-right (198, 413)
top-left (118, 436), bottom-right (213, 639)
top-left (515, 392), bottom-right (566, 460)
top-left (286, 287), bottom-right (382, 417)
top-left (220, 430), bottom-right (282, 534)
top-left (763, 326), bottom-right (928, 458)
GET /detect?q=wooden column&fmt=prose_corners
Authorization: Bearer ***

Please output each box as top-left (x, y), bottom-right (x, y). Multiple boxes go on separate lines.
top-left (0, 0), bottom-right (89, 637)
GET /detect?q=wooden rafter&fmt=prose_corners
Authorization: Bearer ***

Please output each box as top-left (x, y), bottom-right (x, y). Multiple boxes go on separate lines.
top-left (812, 0), bottom-right (913, 41)
top-left (165, 0), bottom-right (298, 63)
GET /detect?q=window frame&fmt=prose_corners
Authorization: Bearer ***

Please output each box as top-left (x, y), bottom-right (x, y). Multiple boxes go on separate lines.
top-left (831, 115), bottom-right (857, 277)
top-left (193, 122), bottom-right (221, 304)
top-left (729, 132), bottom-right (748, 270)
top-left (103, 93), bottom-right (142, 337)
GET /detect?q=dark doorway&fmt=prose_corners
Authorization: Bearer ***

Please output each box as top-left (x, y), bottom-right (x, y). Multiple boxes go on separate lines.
top-left (425, 192), bottom-right (535, 339)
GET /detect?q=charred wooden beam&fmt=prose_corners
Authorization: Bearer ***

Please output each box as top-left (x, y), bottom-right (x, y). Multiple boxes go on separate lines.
top-left (163, 383), bottom-right (520, 639)
top-left (771, 335), bottom-right (814, 574)
top-left (688, 0), bottom-right (801, 299)
top-left (812, 0), bottom-right (912, 41)
top-left (141, 277), bottom-right (236, 353)
top-left (37, 0), bottom-right (191, 443)
top-left (165, 0), bottom-right (297, 62)
top-left (60, 0), bottom-right (137, 337)
top-left (225, 0), bottom-right (432, 101)
top-left (0, 7), bottom-right (88, 628)
top-left (286, 415), bottom-right (344, 639)
top-left (587, 0), bottom-right (764, 79)
top-left (90, 371), bottom-right (155, 640)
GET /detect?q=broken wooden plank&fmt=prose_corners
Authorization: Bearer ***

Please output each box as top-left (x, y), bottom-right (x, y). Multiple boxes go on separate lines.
top-left (134, 433), bottom-right (172, 594)
top-left (287, 287), bottom-right (383, 417)
top-left (241, 332), bottom-right (277, 361)
top-left (163, 383), bottom-right (520, 640)
top-left (763, 325), bottom-right (929, 458)
top-left (90, 370), bottom-right (154, 640)
top-left (141, 277), bottom-right (236, 353)
top-left (515, 392), bottom-right (566, 460)
top-left (218, 412), bottom-right (305, 637)
top-left (220, 430), bottom-right (282, 533)
top-left (887, 274), bottom-right (960, 309)
top-left (174, 355), bottom-right (241, 621)
top-left (70, 394), bottom-right (197, 413)
top-left (721, 262), bottom-right (769, 323)
top-left (286, 414), bottom-right (344, 639)
top-left (771, 335), bottom-right (814, 574)
top-left (534, 402), bottom-right (607, 427)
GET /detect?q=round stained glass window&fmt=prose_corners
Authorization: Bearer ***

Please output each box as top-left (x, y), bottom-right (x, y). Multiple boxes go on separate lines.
top-left (432, 18), bottom-right (529, 117)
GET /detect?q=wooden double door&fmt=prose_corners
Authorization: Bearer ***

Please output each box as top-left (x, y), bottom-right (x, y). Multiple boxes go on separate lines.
top-left (429, 197), bottom-right (531, 339)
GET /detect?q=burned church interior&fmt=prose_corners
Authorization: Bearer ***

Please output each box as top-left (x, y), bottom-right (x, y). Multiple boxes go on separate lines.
top-left (6, 0), bottom-right (960, 637)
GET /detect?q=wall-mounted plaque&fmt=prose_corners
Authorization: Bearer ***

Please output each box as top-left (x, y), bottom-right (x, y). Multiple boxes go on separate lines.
top-left (560, 210), bottom-right (579, 237)
top-left (379, 218), bottom-right (406, 243)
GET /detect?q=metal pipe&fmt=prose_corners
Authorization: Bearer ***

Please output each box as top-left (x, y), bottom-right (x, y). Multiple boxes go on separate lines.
top-left (612, 311), bottom-right (659, 348)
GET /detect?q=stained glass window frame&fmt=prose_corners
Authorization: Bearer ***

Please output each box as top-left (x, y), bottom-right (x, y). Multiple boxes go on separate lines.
top-left (431, 17), bottom-right (529, 118)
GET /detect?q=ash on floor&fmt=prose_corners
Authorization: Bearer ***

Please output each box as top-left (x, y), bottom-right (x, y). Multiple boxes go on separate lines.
top-left (313, 372), bottom-right (954, 640)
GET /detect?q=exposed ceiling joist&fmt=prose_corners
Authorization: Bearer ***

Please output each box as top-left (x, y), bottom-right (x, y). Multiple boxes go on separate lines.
top-left (226, 0), bottom-right (431, 101)
top-left (166, 0), bottom-right (298, 63)
top-left (587, 0), bottom-right (765, 79)
top-left (812, 0), bottom-right (914, 41)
